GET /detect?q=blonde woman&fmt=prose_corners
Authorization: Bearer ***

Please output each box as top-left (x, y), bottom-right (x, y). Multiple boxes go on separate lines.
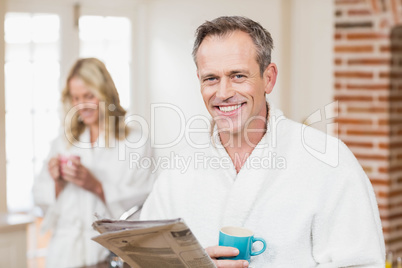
top-left (33, 58), bottom-right (154, 267)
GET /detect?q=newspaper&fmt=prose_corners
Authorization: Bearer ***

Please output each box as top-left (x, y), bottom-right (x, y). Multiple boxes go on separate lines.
top-left (92, 218), bottom-right (216, 268)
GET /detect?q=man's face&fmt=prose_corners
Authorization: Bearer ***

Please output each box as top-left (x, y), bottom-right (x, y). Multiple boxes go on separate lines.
top-left (196, 30), bottom-right (276, 137)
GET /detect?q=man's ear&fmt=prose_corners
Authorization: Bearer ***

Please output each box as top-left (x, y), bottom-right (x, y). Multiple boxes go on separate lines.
top-left (263, 63), bottom-right (278, 95)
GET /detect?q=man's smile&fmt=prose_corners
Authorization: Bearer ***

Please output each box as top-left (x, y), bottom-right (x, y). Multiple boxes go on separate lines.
top-left (215, 103), bottom-right (245, 114)
top-left (218, 103), bottom-right (242, 112)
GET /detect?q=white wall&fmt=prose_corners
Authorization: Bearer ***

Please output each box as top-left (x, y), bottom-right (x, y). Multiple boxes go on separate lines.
top-left (289, 0), bottom-right (334, 130)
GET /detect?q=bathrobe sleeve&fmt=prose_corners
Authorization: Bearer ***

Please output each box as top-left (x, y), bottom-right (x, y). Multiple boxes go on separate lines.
top-left (312, 143), bottom-right (385, 267)
top-left (100, 137), bottom-right (155, 219)
top-left (140, 171), bottom-right (177, 220)
top-left (32, 136), bottom-right (64, 213)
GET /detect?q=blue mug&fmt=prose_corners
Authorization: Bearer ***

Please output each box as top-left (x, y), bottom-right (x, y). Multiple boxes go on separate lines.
top-left (219, 226), bottom-right (267, 262)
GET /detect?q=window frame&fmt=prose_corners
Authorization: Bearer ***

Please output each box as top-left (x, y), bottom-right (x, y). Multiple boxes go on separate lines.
top-left (0, 0), bottom-right (6, 213)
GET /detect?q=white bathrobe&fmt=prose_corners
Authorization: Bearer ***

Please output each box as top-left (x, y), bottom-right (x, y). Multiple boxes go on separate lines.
top-left (141, 106), bottom-right (385, 267)
top-left (33, 128), bottom-right (154, 268)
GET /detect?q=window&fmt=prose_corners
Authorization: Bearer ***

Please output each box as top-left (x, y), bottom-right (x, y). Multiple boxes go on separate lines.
top-left (4, 9), bottom-right (132, 212)
top-left (79, 15), bottom-right (131, 109)
top-left (5, 13), bottom-right (61, 212)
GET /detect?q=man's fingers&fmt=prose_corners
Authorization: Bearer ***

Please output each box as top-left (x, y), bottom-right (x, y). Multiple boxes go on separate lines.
top-left (214, 259), bottom-right (249, 268)
top-left (206, 246), bottom-right (239, 258)
top-left (205, 246), bottom-right (248, 268)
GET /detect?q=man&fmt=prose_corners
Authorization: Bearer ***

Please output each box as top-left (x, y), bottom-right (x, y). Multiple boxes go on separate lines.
top-left (141, 16), bottom-right (385, 267)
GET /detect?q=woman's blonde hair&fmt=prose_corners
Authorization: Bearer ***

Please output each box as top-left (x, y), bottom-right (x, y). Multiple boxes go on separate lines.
top-left (62, 58), bottom-right (128, 146)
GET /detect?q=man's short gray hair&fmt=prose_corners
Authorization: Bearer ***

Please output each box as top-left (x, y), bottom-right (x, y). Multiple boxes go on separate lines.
top-left (192, 16), bottom-right (274, 76)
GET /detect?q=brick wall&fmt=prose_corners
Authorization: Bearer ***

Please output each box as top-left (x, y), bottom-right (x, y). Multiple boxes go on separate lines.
top-left (334, 0), bottom-right (402, 257)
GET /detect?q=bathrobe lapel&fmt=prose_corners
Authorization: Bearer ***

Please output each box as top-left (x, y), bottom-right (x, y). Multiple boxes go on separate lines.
top-left (217, 134), bottom-right (278, 228)
top-left (213, 104), bottom-right (282, 228)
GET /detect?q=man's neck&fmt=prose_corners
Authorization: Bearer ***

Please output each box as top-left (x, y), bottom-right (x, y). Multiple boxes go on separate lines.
top-left (219, 103), bottom-right (269, 173)
top-left (219, 128), bottom-right (265, 151)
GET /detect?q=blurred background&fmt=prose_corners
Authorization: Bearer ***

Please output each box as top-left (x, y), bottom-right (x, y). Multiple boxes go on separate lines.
top-left (3, 0), bottom-right (401, 267)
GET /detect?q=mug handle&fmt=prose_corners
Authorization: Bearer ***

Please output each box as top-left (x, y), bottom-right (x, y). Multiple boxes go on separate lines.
top-left (251, 237), bottom-right (266, 256)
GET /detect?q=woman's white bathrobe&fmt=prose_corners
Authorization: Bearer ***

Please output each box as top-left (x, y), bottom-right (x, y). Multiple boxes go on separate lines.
top-left (141, 107), bottom-right (385, 267)
top-left (33, 128), bottom-right (154, 268)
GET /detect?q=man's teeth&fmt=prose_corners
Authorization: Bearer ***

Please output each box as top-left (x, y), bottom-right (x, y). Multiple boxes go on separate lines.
top-left (219, 104), bottom-right (241, 112)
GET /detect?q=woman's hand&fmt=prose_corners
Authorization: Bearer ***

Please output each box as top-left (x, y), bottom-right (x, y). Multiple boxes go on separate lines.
top-left (205, 246), bottom-right (249, 268)
top-left (48, 156), bottom-right (66, 198)
top-left (61, 158), bottom-right (105, 202)
top-left (48, 157), bottom-right (61, 181)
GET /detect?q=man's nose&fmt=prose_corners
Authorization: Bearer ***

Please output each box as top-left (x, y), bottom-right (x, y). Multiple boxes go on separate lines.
top-left (216, 78), bottom-right (234, 101)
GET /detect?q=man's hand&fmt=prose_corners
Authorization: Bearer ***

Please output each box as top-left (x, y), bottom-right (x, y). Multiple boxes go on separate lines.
top-left (205, 246), bottom-right (249, 268)
top-left (61, 158), bottom-right (105, 202)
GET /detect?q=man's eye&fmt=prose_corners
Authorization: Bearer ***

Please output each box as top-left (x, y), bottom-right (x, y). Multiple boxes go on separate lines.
top-left (234, 74), bottom-right (244, 79)
top-left (205, 77), bottom-right (216, 82)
